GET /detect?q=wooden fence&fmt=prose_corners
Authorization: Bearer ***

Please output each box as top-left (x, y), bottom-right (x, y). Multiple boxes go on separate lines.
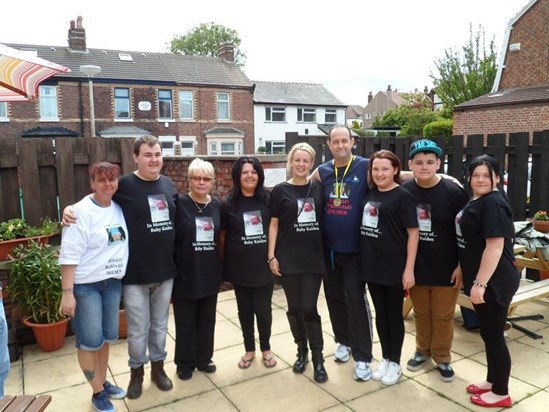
top-left (286, 130), bottom-right (549, 220)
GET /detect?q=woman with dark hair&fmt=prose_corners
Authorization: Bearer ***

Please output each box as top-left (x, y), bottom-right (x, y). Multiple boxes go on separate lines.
top-left (360, 150), bottom-right (419, 386)
top-left (456, 155), bottom-right (519, 408)
top-left (220, 157), bottom-right (276, 369)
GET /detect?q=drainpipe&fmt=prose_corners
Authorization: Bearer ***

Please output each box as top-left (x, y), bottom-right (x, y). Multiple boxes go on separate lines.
top-left (78, 79), bottom-right (84, 136)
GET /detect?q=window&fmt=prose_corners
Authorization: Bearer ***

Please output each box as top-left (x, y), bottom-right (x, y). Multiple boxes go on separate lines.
top-left (266, 141), bottom-right (286, 154)
top-left (158, 90), bottom-right (173, 119)
top-left (221, 142), bottom-right (236, 155)
top-left (217, 92), bottom-right (230, 120)
top-left (39, 86), bottom-right (58, 120)
top-left (265, 107), bottom-right (286, 122)
top-left (325, 109), bottom-right (337, 124)
top-left (0, 102), bottom-right (7, 121)
top-left (207, 139), bottom-right (242, 155)
top-left (179, 90), bottom-right (193, 120)
top-left (114, 88), bottom-right (131, 119)
top-left (297, 108), bottom-right (316, 123)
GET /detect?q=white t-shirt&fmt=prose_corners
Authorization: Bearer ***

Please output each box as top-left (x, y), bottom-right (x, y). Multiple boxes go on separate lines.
top-left (59, 196), bottom-right (129, 284)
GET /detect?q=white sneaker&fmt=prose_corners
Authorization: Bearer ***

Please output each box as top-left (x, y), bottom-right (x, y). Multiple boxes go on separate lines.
top-left (372, 358), bottom-right (389, 381)
top-left (353, 361), bottom-right (371, 381)
top-left (334, 344), bottom-right (350, 363)
top-left (381, 361), bottom-right (402, 386)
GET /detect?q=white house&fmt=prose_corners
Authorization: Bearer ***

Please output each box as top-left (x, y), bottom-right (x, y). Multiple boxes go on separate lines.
top-left (253, 81), bottom-right (347, 153)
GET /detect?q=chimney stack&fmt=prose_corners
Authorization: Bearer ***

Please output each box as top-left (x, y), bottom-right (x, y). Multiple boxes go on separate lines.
top-left (368, 91), bottom-right (373, 103)
top-left (218, 42), bottom-right (235, 62)
top-left (68, 16), bottom-right (86, 52)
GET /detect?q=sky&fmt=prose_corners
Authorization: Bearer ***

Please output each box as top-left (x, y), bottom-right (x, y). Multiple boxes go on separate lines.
top-left (1, 0), bottom-right (531, 105)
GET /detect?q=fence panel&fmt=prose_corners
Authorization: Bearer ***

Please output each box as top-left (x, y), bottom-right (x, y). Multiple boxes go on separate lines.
top-left (0, 138), bottom-right (20, 222)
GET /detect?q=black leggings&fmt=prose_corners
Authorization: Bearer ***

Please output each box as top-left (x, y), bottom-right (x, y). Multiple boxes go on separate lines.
top-left (233, 284), bottom-right (273, 352)
top-left (280, 273), bottom-right (322, 322)
top-left (474, 300), bottom-right (512, 396)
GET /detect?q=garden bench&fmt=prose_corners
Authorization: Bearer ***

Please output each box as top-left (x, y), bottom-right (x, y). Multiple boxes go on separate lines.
top-left (0, 394), bottom-right (52, 412)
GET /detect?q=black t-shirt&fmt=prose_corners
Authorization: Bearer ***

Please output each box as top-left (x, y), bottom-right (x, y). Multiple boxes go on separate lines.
top-left (172, 194), bottom-right (221, 299)
top-left (456, 191), bottom-right (520, 305)
top-left (269, 181), bottom-right (325, 275)
top-left (360, 186), bottom-right (418, 287)
top-left (220, 196), bottom-right (272, 287)
top-left (114, 173), bottom-right (177, 285)
top-left (403, 178), bottom-right (469, 286)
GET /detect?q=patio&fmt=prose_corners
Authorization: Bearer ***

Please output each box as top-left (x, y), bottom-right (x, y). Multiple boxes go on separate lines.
top-left (5, 287), bottom-right (549, 411)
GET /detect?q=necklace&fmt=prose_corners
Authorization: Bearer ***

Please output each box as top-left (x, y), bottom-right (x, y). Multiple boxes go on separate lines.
top-left (190, 194), bottom-right (209, 213)
top-left (333, 156), bottom-right (354, 206)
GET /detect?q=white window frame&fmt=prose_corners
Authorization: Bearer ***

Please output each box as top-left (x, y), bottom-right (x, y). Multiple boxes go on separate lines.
top-left (0, 102), bottom-right (8, 121)
top-left (265, 107), bottom-right (286, 122)
top-left (179, 90), bottom-right (193, 120)
top-left (158, 89), bottom-right (173, 120)
top-left (267, 141), bottom-right (286, 154)
top-left (179, 136), bottom-right (196, 156)
top-left (325, 109), bottom-right (337, 124)
top-left (217, 92), bottom-right (230, 121)
top-left (207, 138), bottom-right (242, 155)
top-left (39, 85), bottom-right (59, 121)
top-left (114, 88), bottom-right (131, 120)
top-left (297, 108), bottom-right (316, 123)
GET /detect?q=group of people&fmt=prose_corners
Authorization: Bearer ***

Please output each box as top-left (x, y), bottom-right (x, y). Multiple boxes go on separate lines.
top-left (57, 127), bottom-right (519, 411)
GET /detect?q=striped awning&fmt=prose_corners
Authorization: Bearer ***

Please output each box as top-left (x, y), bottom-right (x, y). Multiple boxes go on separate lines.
top-left (0, 43), bottom-right (70, 102)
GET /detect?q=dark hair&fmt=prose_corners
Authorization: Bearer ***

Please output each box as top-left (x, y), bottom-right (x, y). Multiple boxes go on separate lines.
top-left (133, 135), bottom-right (159, 155)
top-left (328, 124), bottom-right (352, 141)
top-left (225, 157), bottom-right (269, 210)
top-left (467, 155), bottom-right (501, 191)
top-left (89, 162), bottom-right (121, 181)
top-left (368, 150), bottom-right (401, 186)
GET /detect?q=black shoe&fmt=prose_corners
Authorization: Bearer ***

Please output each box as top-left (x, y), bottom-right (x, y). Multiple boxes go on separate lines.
top-left (127, 366), bottom-right (144, 399)
top-left (177, 366), bottom-right (193, 381)
top-left (197, 362), bottom-right (216, 374)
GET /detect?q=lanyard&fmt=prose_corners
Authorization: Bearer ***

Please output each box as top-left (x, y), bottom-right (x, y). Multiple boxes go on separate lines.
top-left (334, 156), bottom-right (354, 198)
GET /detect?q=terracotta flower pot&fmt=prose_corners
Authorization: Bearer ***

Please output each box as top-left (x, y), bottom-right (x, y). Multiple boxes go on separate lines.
top-left (0, 235), bottom-right (50, 261)
top-left (23, 317), bottom-right (69, 352)
top-left (532, 219), bottom-right (549, 233)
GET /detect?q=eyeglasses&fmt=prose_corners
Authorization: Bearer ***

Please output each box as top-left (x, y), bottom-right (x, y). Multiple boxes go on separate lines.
top-left (191, 176), bottom-right (213, 183)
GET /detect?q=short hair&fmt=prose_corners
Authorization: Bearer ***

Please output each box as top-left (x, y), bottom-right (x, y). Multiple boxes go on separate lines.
top-left (89, 162), bottom-right (121, 181)
top-left (287, 142), bottom-right (316, 174)
top-left (188, 158), bottom-right (215, 180)
top-left (133, 135), bottom-right (159, 156)
top-left (369, 150), bottom-right (401, 186)
top-left (328, 124), bottom-right (352, 141)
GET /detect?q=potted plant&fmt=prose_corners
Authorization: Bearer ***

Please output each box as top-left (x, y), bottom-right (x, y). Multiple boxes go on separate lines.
top-left (7, 240), bottom-right (69, 352)
top-left (0, 218), bottom-right (60, 260)
top-left (532, 210), bottom-right (549, 233)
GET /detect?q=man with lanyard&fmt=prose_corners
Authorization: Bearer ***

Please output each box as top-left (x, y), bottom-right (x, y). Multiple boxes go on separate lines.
top-left (310, 124), bottom-right (374, 381)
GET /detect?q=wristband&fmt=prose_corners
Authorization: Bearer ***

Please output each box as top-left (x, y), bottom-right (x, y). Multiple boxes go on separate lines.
top-left (267, 257), bottom-right (276, 263)
top-left (473, 280), bottom-right (487, 288)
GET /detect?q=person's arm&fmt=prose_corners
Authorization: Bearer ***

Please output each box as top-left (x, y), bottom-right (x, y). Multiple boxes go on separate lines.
top-left (310, 167), bottom-right (320, 182)
top-left (451, 265), bottom-right (463, 289)
top-left (400, 170), bottom-right (462, 188)
top-left (402, 227), bottom-right (419, 290)
top-left (61, 205), bottom-right (77, 226)
top-left (267, 217), bottom-right (282, 276)
top-left (59, 265), bottom-right (77, 318)
top-left (469, 237), bottom-right (504, 304)
top-left (219, 230), bottom-right (226, 261)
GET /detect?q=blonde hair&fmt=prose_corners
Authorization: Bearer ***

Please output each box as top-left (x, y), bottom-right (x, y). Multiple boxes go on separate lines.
top-left (286, 142), bottom-right (316, 175)
top-left (188, 158), bottom-right (215, 179)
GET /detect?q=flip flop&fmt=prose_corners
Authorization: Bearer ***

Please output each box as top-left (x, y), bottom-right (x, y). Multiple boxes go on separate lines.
top-left (238, 356), bottom-right (255, 369)
top-left (262, 354), bottom-right (277, 368)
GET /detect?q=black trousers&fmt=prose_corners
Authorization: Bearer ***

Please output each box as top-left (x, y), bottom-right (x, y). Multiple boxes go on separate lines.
top-left (233, 284), bottom-right (273, 352)
top-left (173, 294), bottom-right (217, 370)
top-left (368, 282), bottom-right (405, 364)
top-left (280, 272), bottom-right (321, 322)
top-left (474, 300), bottom-right (512, 396)
top-left (323, 251), bottom-right (373, 362)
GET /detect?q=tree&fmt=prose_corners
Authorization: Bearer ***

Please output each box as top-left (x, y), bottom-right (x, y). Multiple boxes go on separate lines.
top-left (170, 22), bottom-right (246, 66)
top-left (430, 25), bottom-right (497, 112)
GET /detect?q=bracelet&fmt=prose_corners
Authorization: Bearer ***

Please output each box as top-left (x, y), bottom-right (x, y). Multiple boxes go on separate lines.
top-left (62, 288), bottom-right (73, 293)
top-left (473, 280), bottom-right (487, 288)
top-left (267, 257), bottom-right (276, 263)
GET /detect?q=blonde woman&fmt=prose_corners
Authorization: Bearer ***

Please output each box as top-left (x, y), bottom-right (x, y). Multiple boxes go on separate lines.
top-left (268, 143), bottom-right (328, 383)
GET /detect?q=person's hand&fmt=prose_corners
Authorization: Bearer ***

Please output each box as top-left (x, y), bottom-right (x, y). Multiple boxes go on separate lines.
top-left (59, 292), bottom-right (76, 318)
top-left (451, 267), bottom-right (463, 289)
top-left (470, 284), bottom-right (486, 305)
top-left (61, 205), bottom-right (77, 227)
top-left (402, 270), bottom-right (415, 290)
top-left (269, 257), bottom-right (282, 277)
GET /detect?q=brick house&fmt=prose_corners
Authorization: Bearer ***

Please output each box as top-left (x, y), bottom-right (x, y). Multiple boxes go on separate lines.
top-left (453, 0), bottom-right (549, 136)
top-left (362, 85), bottom-right (406, 129)
top-left (0, 17), bottom-right (255, 156)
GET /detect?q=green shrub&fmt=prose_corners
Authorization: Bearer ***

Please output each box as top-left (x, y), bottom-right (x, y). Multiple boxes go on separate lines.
top-left (423, 119), bottom-right (453, 138)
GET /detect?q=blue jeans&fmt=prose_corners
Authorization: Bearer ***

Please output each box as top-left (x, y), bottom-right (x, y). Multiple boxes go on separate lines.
top-left (0, 296), bottom-right (10, 400)
top-left (123, 278), bottom-right (173, 369)
top-left (72, 278), bottom-right (122, 350)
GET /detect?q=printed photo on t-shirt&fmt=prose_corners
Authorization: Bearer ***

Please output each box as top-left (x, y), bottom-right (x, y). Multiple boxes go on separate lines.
top-left (416, 204), bottom-right (432, 232)
top-left (106, 225), bottom-right (126, 244)
top-left (455, 210), bottom-right (463, 237)
top-left (196, 216), bottom-right (214, 242)
top-left (297, 197), bottom-right (316, 223)
top-left (362, 201), bottom-right (380, 228)
top-left (148, 194), bottom-right (170, 223)
top-left (243, 211), bottom-right (263, 236)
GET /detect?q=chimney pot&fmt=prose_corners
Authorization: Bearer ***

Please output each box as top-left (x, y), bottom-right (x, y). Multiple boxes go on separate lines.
top-left (218, 42), bottom-right (235, 62)
top-left (68, 16), bottom-right (86, 52)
